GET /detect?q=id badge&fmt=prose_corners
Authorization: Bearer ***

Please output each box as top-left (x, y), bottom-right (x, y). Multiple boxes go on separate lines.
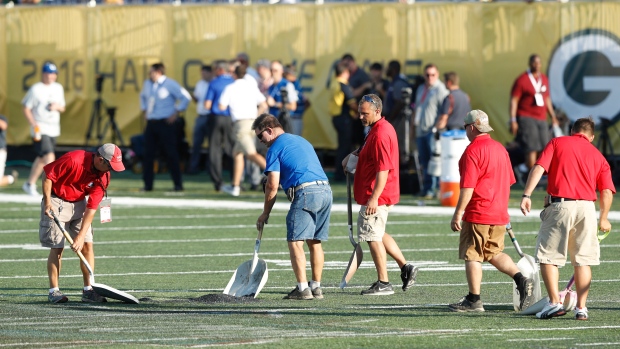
top-left (534, 93), bottom-right (544, 107)
top-left (99, 198), bottom-right (112, 223)
top-left (147, 96), bottom-right (155, 116)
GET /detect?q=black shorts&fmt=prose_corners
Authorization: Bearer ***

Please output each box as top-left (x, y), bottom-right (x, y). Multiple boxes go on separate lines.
top-left (34, 135), bottom-right (56, 157)
top-left (516, 116), bottom-right (549, 153)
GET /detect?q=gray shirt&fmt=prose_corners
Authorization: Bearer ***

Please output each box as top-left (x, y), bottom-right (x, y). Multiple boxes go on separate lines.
top-left (414, 81), bottom-right (449, 137)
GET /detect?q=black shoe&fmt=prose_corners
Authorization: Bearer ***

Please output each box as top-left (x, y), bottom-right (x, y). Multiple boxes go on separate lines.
top-left (361, 281), bottom-right (394, 296)
top-left (516, 277), bottom-right (535, 311)
top-left (174, 186), bottom-right (184, 192)
top-left (449, 296), bottom-right (485, 312)
top-left (400, 264), bottom-right (419, 291)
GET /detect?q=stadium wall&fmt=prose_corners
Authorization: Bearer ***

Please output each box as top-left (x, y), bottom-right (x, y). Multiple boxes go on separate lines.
top-left (1, 2), bottom-right (620, 149)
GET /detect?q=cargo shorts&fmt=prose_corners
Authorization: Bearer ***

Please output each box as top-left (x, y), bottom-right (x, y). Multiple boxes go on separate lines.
top-left (39, 196), bottom-right (93, 248)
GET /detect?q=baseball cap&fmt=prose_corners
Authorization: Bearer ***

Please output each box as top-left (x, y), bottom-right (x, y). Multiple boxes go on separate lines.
top-left (464, 109), bottom-right (494, 133)
top-left (98, 143), bottom-right (125, 172)
top-left (42, 62), bottom-right (58, 74)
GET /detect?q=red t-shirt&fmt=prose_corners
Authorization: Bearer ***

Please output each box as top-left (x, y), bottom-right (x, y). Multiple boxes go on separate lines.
top-left (354, 117), bottom-right (400, 206)
top-left (459, 134), bottom-right (515, 225)
top-left (511, 71), bottom-right (550, 121)
top-left (44, 150), bottom-right (110, 209)
top-left (536, 133), bottom-right (616, 200)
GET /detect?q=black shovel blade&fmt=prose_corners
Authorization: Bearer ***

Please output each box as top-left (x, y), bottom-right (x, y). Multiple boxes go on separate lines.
top-left (93, 283), bottom-right (140, 304)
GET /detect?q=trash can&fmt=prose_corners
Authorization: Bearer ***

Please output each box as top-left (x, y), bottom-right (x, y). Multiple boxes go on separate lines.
top-left (439, 130), bottom-right (470, 207)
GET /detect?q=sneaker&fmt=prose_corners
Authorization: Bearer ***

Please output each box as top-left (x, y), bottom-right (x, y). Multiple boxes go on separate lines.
top-left (48, 290), bottom-right (68, 304)
top-left (222, 184), bottom-right (240, 197)
top-left (449, 296), bottom-right (485, 312)
top-left (400, 264), bottom-right (419, 291)
top-left (516, 277), bottom-right (535, 311)
top-left (283, 286), bottom-right (313, 300)
top-left (82, 289), bottom-right (108, 303)
top-left (361, 281), bottom-right (394, 296)
top-left (22, 182), bottom-right (39, 196)
top-left (311, 287), bottom-right (324, 299)
top-left (574, 307), bottom-right (588, 320)
top-left (536, 302), bottom-right (566, 319)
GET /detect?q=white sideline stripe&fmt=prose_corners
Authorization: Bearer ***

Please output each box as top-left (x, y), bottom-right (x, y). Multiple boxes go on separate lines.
top-left (3, 193), bottom-right (620, 220)
top-left (0, 222), bottom-right (504, 235)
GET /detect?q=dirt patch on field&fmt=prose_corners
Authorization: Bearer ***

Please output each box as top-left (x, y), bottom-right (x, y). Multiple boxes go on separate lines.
top-left (190, 294), bottom-right (261, 304)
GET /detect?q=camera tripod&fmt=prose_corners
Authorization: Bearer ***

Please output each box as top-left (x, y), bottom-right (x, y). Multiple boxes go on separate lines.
top-left (85, 91), bottom-right (125, 147)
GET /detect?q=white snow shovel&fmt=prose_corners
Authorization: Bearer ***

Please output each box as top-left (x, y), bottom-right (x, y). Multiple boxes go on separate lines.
top-left (223, 227), bottom-right (268, 298)
top-left (506, 223), bottom-right (542, 311)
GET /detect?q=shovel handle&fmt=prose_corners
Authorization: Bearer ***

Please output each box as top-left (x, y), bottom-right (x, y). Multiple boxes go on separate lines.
top-left (506, 223), bottom-right (525, 258)
top-left (346, 173), bottom-right (356, 247)
top-left (49, 210), bottom-right (95, 277)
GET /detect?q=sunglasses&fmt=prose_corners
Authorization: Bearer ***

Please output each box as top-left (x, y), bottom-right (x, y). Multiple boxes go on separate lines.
top-left (362, 95), bottom-right (378, 108)
top-left (256, 129), bottom-right (268, 140)
top-left (101, 156), bottom-right (112, 169)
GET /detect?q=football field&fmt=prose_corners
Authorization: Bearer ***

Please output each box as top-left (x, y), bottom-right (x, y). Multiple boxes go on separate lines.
top-left (1, 175), bottom-right (620, 348)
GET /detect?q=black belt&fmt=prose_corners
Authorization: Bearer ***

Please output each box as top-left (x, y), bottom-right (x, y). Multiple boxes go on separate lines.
top-left (550, 197), bottom-right (577, 203)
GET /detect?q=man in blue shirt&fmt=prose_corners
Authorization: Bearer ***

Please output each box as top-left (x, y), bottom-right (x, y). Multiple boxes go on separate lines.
top-left (254, 113), bottom-right (332, 301)
top-left (139, 62), bottom-right (191, 191)
top-left (204, 60), bottom-right (235, 191)
top-left (267, 61), bottom-right (298, 132)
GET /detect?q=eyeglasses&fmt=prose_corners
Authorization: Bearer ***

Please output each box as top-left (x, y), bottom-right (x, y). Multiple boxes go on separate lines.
top-left (256, 129), bottom-right (268, 141)
top-left (361, 95), bottom-right (378, 109)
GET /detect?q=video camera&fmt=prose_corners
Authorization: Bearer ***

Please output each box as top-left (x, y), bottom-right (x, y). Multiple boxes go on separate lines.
top-left (95, 75), bottom-right (104, 94)
top-left (401, 87), bottom-right (413, 106)
top-left (280, 87), bottom-right (289, 105)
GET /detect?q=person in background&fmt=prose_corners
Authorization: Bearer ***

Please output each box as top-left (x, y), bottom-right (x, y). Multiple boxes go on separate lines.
top-left (509, 54), bottom-right (559, 173)
top-left (0, 114), bottom-right (18, 187)
top-left (237, 52), bottom-right (260, 82)
top-left (435, 71), bottom-right (471, 131)
top-left (188, 65), bottom-right (213, 175)
top-left (139, 62), bottom-right (191, 192)
top-left (204, 60), bottom-right (235, 192)
top-left (22, 62), bottom-right (65, 197)
top-left (329, 62), bottom-right (357, 183)
top-left (341, 54), bottom-right (371, 148)
top-left (414, 63), bottom-right (449, 199)
top-left (368, 62), bottom-right (389, 101)
top-left (218, 65), bottom-right (268, 197)
top-left (283, 64), bottom-right (309, 136)
top-left (267, 61), bottom-right (298, 120)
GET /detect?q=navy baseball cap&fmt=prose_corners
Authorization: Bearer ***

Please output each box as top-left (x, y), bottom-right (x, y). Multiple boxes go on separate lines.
top-left (42, 62), bottom-right (58, 74)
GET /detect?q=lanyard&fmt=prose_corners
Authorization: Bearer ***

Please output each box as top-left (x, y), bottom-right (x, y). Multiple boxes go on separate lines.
top-left (527, 70), bottom-right (542, 93)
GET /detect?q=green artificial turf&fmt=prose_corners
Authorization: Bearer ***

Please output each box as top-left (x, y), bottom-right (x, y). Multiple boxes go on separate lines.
top-left (1, 169), bottom-right (619, 348)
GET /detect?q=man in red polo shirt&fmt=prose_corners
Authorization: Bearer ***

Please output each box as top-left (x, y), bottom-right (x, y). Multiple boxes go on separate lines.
top-left (343, 94), bottom-right (418, 296)
top-left (449, 110), bottom-right (534, 312)
top-left (521, 117), bottom-right (615, 320)
top-left (39, 143), bottom-right (125, 304)
top-left (509, 54), bottom-right (559, 172)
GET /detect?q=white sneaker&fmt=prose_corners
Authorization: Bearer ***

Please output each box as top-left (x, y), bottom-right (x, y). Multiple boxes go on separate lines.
top-left (22, 183), bottom-right (39, 196)
top-left (222, 184), bottom-right (240, 197)
top-left (536, 302), bottom-right (567, 319)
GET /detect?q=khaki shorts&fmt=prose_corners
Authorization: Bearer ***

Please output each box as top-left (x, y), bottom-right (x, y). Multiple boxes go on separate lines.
top-left (537, 200), bottom-right (599, 266)
top-left (459, 222), bottom-right (505, 262)
top-left (39, 196), bottom-right (93, 248)
top-left (357, 205), bottom-right (391, 242)
top-left (232, 119), bottom-right (258, 155)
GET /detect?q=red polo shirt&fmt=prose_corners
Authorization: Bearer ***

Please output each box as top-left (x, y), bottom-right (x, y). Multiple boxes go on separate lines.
top-left (536, 133), bottom-right (616, 200)
top-left (44, 150), bottom-right (110, 209)
top-left (354, 117), bottom-right (400, 206)
top-left (459, 134), bottom-right (515, 225)
top-left (511, 71), bottom-right (550, 121)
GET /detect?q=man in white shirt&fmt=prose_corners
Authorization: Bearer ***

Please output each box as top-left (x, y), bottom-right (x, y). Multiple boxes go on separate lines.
top-left (218, 65), bottom-right (268, 196)
top-left (188, 65), bottom-right (213, 175)
top-left (21, 62), bottom-right (66, 196)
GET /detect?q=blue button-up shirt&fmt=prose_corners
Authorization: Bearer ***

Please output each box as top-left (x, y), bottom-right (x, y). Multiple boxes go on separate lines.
top-left (140, 76), bottom-right (191, 120)
top-left (205, 74), bottom-right (234, 116)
